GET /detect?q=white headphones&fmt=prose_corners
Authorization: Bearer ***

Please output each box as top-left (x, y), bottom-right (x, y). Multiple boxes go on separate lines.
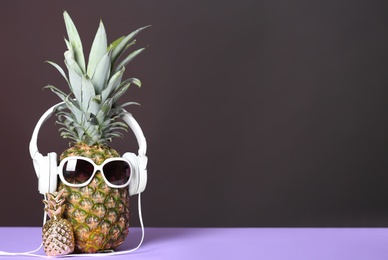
top-left (29, 102), bottom-right (148, 196)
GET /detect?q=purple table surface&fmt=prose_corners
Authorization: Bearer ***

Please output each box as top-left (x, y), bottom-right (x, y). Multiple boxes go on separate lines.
top-left (0, 227), bottom-right (387, 259)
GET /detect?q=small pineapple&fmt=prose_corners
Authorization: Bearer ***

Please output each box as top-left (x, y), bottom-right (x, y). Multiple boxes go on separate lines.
top-left (44, 11), bottom-right (148, 252)
top-left (42, 190), bottom-right (75, 256)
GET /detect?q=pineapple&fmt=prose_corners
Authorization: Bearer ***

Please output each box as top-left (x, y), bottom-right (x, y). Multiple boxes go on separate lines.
top-left (45, 11), bottom-right (148, 253)
top-left (42, 190), bottom-right (75, 256)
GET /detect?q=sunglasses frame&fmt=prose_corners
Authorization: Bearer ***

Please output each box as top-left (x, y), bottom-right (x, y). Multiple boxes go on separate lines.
top-left (57, 156), bottom-right (133, 188)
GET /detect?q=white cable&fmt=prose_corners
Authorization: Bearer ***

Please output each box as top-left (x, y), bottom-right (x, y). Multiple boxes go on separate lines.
top-left (0, 225), bottom-right (45, 257)
top-left (0, 193), bottom-right (145, 258)
top-left (0, 194), bottom-right (48, 257)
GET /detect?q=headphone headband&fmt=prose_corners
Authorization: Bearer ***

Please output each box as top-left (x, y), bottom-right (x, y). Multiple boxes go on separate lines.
top-left (30, 101), bottom-right (148, 196)
top-left (29, 101), bottom-right (147, 159)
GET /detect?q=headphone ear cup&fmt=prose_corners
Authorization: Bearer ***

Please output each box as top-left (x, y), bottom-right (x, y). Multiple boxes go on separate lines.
top-left (48, 152), bottom-right (58, 193)
top-left (32, 153), bottom-right (44, 179)
top-left (123, 152), bottom-right (145, 196)
top-left (32, 153), bottom-right (46, 194)
top-left (137, 155), bottom-right (148, 194)
top-left (34, 152), bottom-right (57, 194)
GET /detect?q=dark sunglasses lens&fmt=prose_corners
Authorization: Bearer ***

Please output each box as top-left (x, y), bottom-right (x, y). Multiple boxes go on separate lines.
top-left (63, 159), bottom-right (94, 184)
top-left (103, 161), bottom-right (131, 186)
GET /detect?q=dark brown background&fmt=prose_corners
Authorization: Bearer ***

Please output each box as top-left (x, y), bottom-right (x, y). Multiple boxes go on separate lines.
top-left (0, 0), bottom-right (388, 227)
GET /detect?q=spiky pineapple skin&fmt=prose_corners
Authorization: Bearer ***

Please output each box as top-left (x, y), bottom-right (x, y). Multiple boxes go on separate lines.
top-left (58, 143), bottom-right (130, 253)
top-left (42, 218), bottom-right (75, 256)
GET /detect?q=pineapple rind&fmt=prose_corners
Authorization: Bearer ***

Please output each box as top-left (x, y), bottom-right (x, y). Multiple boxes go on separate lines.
top-left (42, 190), bottom-right (75, 256)
top-left (43, 218), bottom-right (75, 256)
top-left (58, 143), bottom-right (130, 253)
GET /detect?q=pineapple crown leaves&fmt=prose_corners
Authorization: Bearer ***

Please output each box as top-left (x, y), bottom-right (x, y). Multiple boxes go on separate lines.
top-left (43, 190), bottom-right (66, 219)
top-left (45, 11), bottom-right (149, 146)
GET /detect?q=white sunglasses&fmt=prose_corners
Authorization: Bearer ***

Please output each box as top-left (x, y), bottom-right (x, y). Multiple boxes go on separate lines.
top-left (58, 156), bottom-right (132, 188)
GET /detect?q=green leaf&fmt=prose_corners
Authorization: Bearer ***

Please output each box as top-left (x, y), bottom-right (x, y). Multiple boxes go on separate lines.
top-left (65, 61), bottom-right (82, 102)
top-left (111, 25), bottom-right (151, 66)
top-left (110, 36), bottom-right (125, 50)
top-left (123, 39), bottom-right (137, 51)
top-left (110, 39), bottom-right (136, 53)
top-left (101, 67), bottom-right (125, 102)
top-left (91, 49), bottom-right (112, 94)
top-left (97, 98), bottom-right (113, 122)
top-left (63, 11), bottom-right (86, 73)
top-left (107, 126), bottom-right (127, 133)
top-left (64, 38), bottom-right (71, 49)
top-left (59, 129), bottom-right (79, 141)
top-left (87, 95), bottom-right (101, 117)
top-left (111, 82), bottom-right (130, 104)
top-left (45, 85), bottom-right (68, 101)
top-left (64, 96), bottom-right (83, 124)
top-left (112, 47), bottom-right (145, 74)
top-left (64, 48), bottom-right (83, 76)
top-left (100, 78), bottom-right (140, 109)
top-left (121, 77), bottom-right (141, 88)
top-left (119, 101), bottom-right (140, 108)
top-left (87, 20), bottom-right (108, 78)
top-left (80, 75), bottom-right (96, 113)
top-left (46, 61), bottom-right (69, 83)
